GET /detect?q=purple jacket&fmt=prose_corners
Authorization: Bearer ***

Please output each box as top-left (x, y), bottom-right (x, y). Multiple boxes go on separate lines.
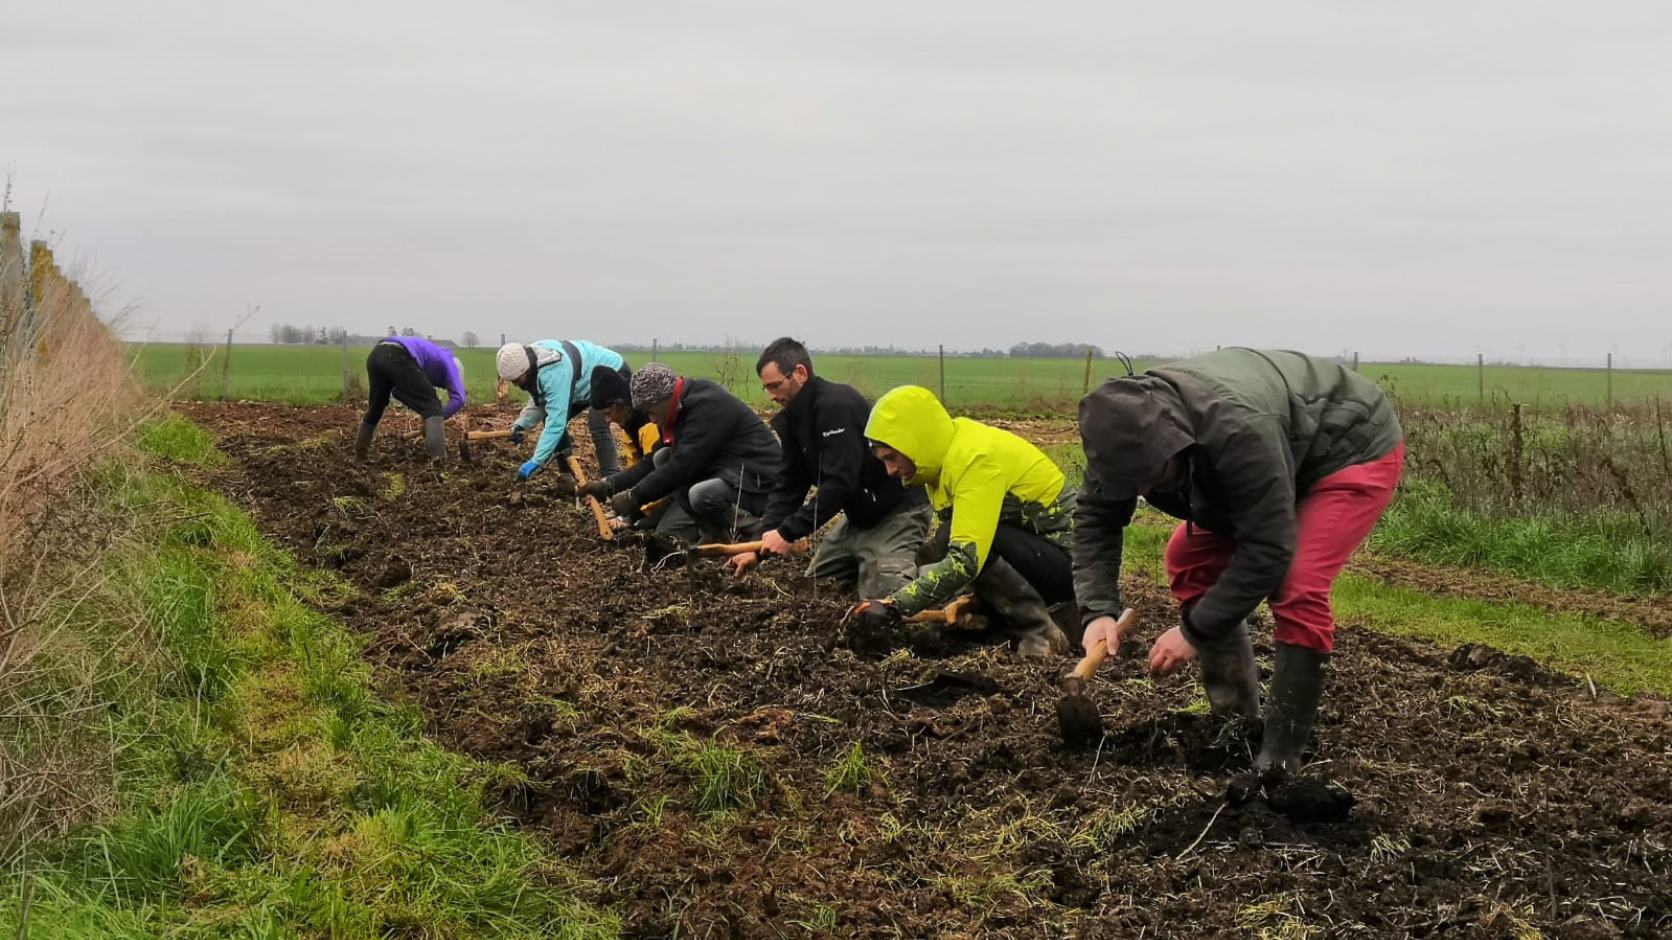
top-left (391, 337), bottom-right (467, 418)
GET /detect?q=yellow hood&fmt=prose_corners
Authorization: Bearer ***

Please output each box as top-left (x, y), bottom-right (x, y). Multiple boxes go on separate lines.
top-left (865, 386), bottom-right (955, 486)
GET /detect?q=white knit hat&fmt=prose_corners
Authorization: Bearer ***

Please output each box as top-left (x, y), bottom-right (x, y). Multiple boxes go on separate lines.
top-left (495, 343), bottom-right (530, 382)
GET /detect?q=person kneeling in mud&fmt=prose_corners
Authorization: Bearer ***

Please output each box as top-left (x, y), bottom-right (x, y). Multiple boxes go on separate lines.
top-left (726, 338), bottom-right (933, 598)
top-left (1073, 348), bottom-right (1403, 788)
top-left (587, 362), bottom-right (661, 468)
top-left (354, 335), bottom-right (466, 463)
top-left (572, 364), bottom-right (781, 543)
top-left (851, 386), bottom-right (1076, 660)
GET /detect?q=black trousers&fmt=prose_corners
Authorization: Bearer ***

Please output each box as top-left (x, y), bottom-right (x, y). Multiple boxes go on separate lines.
top-left (926, 521), bottom-right (1074, 604)
top-left (364, 343), bottom-right (441, 426)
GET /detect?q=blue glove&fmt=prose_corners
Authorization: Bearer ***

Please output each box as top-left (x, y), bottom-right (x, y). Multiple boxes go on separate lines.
top-left (509, 426), bottom-right (526, 445)
top-left (517, 459), bottom-right (541, 480)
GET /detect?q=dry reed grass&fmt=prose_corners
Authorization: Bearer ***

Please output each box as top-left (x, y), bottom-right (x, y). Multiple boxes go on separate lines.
top-left (0, 249), bottom-right (160, 865)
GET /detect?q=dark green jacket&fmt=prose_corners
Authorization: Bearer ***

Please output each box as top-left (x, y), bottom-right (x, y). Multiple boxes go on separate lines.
top-left (1073, 348), bottom-right (1402, 646)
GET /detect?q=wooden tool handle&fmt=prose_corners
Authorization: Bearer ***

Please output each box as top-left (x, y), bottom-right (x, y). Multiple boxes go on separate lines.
top-left (1070, 608), bottom-right (1137, 681)
top-left (467, 429), bottom-right (517, 441)
top-left (566, 456), bottom-right (615, 542)
top-left (694, 540), bottom-right (766, 557)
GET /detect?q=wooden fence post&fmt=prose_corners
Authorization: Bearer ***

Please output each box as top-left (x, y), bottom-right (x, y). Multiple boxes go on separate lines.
top-left (1081, 346), bottom-right (1094, 395)
top-left (341, 332), bottom-right (351, 399)
top-left (220, 328), bottom-right (234, 400)
top-left (0, 212), bottom-right (23, 359)
top-left (1606, 352), bottom-right (1613, 408)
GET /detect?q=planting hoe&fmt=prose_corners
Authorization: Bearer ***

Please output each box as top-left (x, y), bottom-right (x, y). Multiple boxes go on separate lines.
top-left (564, 456), bottom-right (615, 541)
top-left (1056, 607), bottom-right (1138, 749)
top-left (457, 427), bottom-right (516, 463)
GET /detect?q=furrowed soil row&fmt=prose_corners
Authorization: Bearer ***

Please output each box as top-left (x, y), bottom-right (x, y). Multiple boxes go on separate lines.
top-left (180, 403), bottom-right (1672, 939)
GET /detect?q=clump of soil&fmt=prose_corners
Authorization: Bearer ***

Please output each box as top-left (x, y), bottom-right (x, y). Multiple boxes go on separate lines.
top-left (179, 402), bottom-right (1672, 939)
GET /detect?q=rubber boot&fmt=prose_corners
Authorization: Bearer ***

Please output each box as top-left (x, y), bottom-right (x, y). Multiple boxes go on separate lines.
top-left (1195, 620), bottom-right (1261, 720)
top-left (974, 558), bottom-right (1066, 661)
top-left (354, 421), bottom-right (375, 463)
top-left (1254, 642), bottom-right (1330, 782)
top-left (422, 416), bottom-right (446, 462)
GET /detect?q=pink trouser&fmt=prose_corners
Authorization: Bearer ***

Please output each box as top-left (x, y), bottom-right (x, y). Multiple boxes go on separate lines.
top-left (1165, 442), bottom-right (1405, 653)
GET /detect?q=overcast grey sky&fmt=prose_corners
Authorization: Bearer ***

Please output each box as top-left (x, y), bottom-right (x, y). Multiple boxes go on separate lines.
top-left (4, 1), bottom-right (1670, 362)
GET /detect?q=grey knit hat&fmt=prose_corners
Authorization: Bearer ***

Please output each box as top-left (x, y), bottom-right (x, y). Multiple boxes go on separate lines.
top-left (630, 363), bottom-right (679, 410)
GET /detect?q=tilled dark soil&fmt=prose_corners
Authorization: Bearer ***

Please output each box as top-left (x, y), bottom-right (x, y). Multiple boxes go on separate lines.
top-left (180, 402), bottom-right (1672, 939)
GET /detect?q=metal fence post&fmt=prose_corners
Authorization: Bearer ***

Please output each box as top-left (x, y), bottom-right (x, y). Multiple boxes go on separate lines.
top-left (1606, 352), bottom-right (1613, 408)
top-left (938, 344), bottom-right (946, 403)
top-left (1477, 353), bottom-right (1484, 402)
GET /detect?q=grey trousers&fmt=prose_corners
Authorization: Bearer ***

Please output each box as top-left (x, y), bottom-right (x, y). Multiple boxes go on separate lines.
top-left (806, 503), bottom-right (935, 599)
top-left (585, 407), bottom-right (620, 475)
top-left (645, 448), bottom-right (767, 543)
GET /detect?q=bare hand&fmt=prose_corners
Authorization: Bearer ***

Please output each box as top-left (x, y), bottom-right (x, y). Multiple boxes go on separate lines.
top-left (1082, 614), bottom-right (1121, 656)
top-left (759, 529), bottom-right (793, 555)
top-left (1147, 625), bottom-right (1198, 677)
top-left (725, 551), bottom-right (761, 577)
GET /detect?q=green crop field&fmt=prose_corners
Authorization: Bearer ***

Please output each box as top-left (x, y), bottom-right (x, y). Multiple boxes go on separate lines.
top-left (129, 343), bottom-right (1672, 411)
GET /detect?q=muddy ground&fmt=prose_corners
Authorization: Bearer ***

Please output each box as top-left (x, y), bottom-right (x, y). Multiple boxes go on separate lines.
top-left (179, 403), bottom-right (1670, 939)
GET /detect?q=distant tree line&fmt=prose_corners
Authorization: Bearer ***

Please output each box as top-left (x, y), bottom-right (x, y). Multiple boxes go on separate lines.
top-left (1008, 342), bottom-right (1104, 358)
top-left (269, 324), bottom-right (350, 345)
top-left (612, 341), bottom-right (1105, 358)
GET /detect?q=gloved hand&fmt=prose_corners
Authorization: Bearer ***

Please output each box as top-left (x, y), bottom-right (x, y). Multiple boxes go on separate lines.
top-left (517, 459), bottom-right (541, 480)
top-left (508, 426), bottom-right (526, 445)
top-left (580, 479), bottom-right (613, 500)
top-left (846, 599), bottom-right (902, 630)
top-left (550, 473), bottom-right (578, 498)
top-left (609, 489), bottom-right (638, 518)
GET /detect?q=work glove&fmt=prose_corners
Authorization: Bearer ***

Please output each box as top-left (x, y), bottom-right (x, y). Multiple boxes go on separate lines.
top-left (549, 473), bottom-right (578, 498)
top-left (846, 599), bottom-right (902, 630)
top-left (609, 489), bottom-right (638, 518)
top-left (580, 479), bottom-right (613, 500)
top-left (508, 426), bottom-right (526, 445)
top-left (517, 459), bottom-right (541, 480)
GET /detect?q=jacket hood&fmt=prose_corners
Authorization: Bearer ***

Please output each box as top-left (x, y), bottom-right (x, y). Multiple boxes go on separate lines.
top-left (1078, 375), bottom-right (1195, 501)
top-left (865, 386), bottom-right (955, 485)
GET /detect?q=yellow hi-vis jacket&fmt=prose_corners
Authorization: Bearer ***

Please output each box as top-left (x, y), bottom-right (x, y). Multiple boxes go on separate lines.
top-left (864, 386), bottom-right (1075, 615)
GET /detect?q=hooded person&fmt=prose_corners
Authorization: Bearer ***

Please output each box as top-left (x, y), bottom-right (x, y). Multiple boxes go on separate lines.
top-left (576, 363), bottom-right (782, 543)
top-left (1074, 347), bottom-right (1403, 788)
top-left (856, 386), bottom-right (1075, 660)
top-left (356, 335), bottom-right (466, 463)
top-left (495, 340), bottom-right (628, 480)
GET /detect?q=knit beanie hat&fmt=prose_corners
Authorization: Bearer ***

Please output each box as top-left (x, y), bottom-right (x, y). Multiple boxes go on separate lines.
top-left (630, 364), bottom-right (679, 411)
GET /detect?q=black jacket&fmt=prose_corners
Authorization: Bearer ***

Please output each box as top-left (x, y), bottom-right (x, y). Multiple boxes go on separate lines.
top-left (760, 376), bottom-right (925, 541)
top-left (1073, 349), bottom-right (1402, 647)
top-left (605, 378), bottom-right (782, 505)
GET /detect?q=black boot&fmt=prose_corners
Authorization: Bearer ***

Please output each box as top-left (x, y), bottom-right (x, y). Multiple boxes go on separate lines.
top-left (1254, 642), bottom-right (1329, 781)
top-left (354, 421), bottom-right (376, 463)
top-left (1196, 620), bottom-right (1260, 720)
top-left (974, 558), bottom-right (1066, 660)
top-left (422, 416), bottom-right (446, 462)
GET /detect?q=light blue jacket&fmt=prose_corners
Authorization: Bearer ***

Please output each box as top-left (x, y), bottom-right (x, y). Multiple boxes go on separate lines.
top-left (511, 339), bottom-right (626, 468)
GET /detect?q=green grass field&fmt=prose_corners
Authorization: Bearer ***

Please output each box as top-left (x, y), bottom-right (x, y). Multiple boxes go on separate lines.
top-left (130, 343), bottom-right (1672, 411)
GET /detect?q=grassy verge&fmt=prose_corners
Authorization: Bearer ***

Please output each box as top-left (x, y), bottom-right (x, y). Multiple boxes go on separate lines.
top-left (1368, 479), bottom-right (1671, 596)
top-left (1123, 516), bottom-right (1672, 696)
top-left (0, 419), bottom-right (617, 939)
